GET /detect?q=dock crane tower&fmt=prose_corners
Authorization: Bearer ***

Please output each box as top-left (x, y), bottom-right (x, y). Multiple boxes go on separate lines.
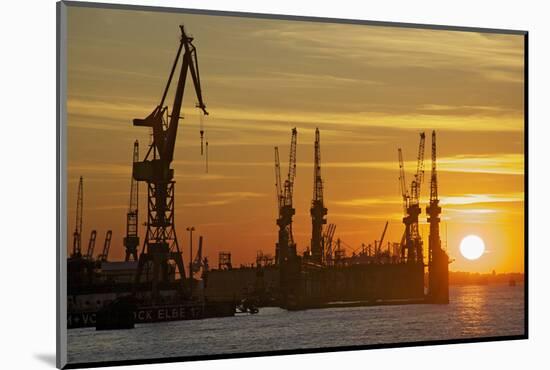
top-left (132, 25), bottom-right (208, 301)
top-left (72, 176), bottom-right (84, 258)
top-left (310, 128), bottom-right (327, 265)
top-left (426, 131), bottom-right (449, 303)
top-left (124, 140), bottom-right (140, 262)
top-left (399, 132), bottom-right (426, 263)
top-left (274, 128), bottom-right (298, 265)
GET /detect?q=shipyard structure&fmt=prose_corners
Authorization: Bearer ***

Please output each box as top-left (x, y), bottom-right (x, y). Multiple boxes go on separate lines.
top-left (66, 25), bottom-right (450, 330)
top-left (204, 129), bottom-right (449, 308)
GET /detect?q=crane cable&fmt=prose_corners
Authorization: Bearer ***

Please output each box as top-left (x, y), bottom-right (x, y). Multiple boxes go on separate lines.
top-left (199, 112), bottom-right (205, 155)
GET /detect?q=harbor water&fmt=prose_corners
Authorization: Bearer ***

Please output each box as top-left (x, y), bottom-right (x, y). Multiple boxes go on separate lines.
top-left (68, 283), bottom-right (525, 364)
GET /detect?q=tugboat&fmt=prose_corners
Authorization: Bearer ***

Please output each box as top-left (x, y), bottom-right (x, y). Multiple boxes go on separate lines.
top-left (236, 297), bottom-right (259, 314)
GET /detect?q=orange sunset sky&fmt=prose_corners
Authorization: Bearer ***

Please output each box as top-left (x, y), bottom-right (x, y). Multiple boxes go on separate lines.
top-left (66, 6), bottom-right (525, 273)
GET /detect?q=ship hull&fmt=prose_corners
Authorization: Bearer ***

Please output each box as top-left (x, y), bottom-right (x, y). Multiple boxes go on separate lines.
top-left (68, 301), bottom-right (236, 329)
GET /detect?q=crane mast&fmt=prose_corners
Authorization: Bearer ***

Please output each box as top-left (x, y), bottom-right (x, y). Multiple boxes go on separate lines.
top-left (310, 128), bottom-right (327, 264)
top-left (132, 25), bottom-right (208, 301)
top-left (72, 176), bottom-right (84, 258)
top-left (124, 140), bottom-right (140, 261)
top-left (275, 128), bottom-right (298, 265)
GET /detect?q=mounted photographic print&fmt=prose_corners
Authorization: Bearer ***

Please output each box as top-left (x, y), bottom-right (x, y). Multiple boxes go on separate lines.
top-left (56, 1), bottom-right (527, 368)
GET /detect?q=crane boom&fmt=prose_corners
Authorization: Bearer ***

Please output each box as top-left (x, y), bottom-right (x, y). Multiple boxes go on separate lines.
top-left (398, 148), bottom-right (408, 214)
top-left (85, 230), bottom-right (97, 259)
top-left (430, 130), bottom-right (438, 202)
top-left (274, 146), bottom-right (283, 210)
top-left (313, 128), bottom-right (323, 202)
top-left (72, 176), bottom-right (84, 257)
top-left (98, 230), bottom-right (113, 262)
top-left (378, 221), bottom-right (389, 253)
top-left (134, 26), bottom-right (208, 164)
top-left (163, 28), bottom-right (208, 163)
top-left (410, 132), bottom-right (426, 205)
top-left (283, 128), bottom-right (298, 207)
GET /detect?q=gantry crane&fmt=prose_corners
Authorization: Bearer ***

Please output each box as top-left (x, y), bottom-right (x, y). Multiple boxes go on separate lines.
top-left (124, 140), bottom-right (140, 262)
top-left (72, 176), bottom-right (84, 258)
top-left (97, 230), bottom-right (113, 262)
top-left (399, 132), bottom-right (426, 263)
top-left (132, 25), bottom-right (208, 301)
top-left (310, 128), bottom-right (327, 265)
top-left (274, 128), bottom-right (298, 265)
top-left (426, 131), bottom-right (449, 302)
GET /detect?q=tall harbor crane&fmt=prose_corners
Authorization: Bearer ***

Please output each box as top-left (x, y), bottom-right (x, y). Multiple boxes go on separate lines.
top-left (132, 25), bottom-right (208, 301)
top-left (274, 128), bottom-right (298, 265)
top-left (310, 128), bottom-right (327, 265)
top-left (124, 140), bottom-right (140, 262)
top-left (72, 176), bottom-right (84, 258)
top-left (400, 132), bottom-right (426, 263)
top-left (427, 131), bottom-right (439, 268)
top-left (97, 230), bottom-right (113, 262)
top-left (426, 131), bottom-right (449, 302)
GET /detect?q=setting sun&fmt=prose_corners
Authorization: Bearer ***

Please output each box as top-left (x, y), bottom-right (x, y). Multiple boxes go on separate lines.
top-left (459, 235), bottom-right (486, 260)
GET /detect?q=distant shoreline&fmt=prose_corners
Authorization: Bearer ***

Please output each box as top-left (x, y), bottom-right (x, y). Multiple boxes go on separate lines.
top-left (440, 271), bottom-right (523, 286)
